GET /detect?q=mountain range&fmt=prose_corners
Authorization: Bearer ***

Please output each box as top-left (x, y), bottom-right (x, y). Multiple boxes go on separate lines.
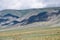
top-left (0, 7), bottom-right (60, 29)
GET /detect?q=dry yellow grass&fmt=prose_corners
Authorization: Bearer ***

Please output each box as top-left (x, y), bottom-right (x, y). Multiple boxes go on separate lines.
top-left (0, 27), bottom-right (60, 40)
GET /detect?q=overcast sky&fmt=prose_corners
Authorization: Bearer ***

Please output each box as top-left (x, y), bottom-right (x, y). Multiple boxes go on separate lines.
top-left (0, 0), bottom-right (60, 10)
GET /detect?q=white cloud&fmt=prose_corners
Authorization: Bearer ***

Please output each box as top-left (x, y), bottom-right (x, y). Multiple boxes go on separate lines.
top-left (0, 0), bottom-right (22, 10)
top-left (44, 0), bottom-right (60, 7)
top-left (0, 0), bottom-right (60, 10)
top-left (31, 2), bottom-right (46, 8)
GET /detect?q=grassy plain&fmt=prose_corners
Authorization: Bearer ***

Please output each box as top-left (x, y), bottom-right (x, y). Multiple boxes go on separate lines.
top-left (0, 27), bottom-right (60, 40)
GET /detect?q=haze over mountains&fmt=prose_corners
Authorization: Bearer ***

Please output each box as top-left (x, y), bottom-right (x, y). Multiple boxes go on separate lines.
top-left (0, 7), bottom-right (60, 29)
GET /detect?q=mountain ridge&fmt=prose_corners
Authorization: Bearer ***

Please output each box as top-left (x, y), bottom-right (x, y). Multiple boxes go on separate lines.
top-left (0, 7), bottom-right (60, 30)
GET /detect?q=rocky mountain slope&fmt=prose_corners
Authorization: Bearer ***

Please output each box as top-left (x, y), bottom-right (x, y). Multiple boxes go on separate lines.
top-left (0, 7), bottom-right (60, 29)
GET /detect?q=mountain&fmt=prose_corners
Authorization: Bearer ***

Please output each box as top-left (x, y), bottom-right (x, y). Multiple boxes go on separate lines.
top-left (0, 13), bottom-right (20, 27)
top-left (20, 10), bottom-right (60, 25)
top-left (3, 13), bottom-right (19, 18)
top-left (0, 18), bottom-right (8, 23)
top-left (2, 21), bottom-right (20, 26)
top-left (0, 7), bottom-right (60, 29)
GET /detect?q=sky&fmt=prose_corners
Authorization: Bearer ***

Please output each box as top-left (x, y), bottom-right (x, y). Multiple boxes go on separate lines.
top-left (0, 0), bottom-right (60, 10)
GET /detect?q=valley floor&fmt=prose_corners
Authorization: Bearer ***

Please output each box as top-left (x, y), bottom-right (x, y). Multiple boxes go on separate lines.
top-left (0, 27), bottom-right (60, 40)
